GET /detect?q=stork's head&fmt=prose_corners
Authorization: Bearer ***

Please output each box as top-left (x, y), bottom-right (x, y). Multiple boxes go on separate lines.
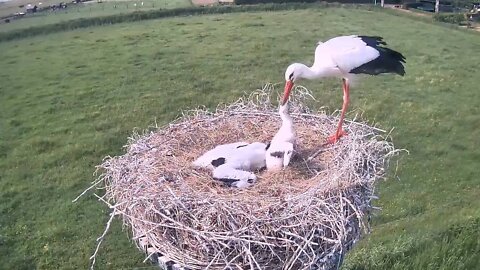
top-left (282, 63), bottom-right (304, 105)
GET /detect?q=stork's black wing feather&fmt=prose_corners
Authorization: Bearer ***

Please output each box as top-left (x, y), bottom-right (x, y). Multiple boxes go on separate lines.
top-left (350, 36), bottom-right (406, 76)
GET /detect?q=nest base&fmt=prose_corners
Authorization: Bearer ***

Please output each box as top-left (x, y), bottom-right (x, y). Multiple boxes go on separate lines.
top-left (90, 85), bottom-right (399, 270)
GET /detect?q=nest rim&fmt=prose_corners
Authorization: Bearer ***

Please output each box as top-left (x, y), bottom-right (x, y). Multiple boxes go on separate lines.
top-left (91, 84), bottom-right (400, 270)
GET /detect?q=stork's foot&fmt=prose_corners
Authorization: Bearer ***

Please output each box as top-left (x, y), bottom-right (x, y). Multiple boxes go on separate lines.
top-left (325, 130), bottom-right (347, 144)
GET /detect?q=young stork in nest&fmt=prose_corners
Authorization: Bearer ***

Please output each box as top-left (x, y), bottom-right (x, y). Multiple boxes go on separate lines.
top-left (266, 102), bottom-right (296, 171)
top-left (193, 142), bottom-right (268, 188)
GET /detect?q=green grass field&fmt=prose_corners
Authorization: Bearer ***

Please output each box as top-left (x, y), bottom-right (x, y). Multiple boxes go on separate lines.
top-left (0, 0), bottom-right (193, 32)
top-left (0, 5), bottom-right (479, 270)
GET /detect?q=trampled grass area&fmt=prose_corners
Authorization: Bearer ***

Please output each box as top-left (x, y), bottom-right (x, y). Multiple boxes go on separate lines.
top-left (0, 6), bottom-right (479, 269)
top-left (0, 0), bottom-right (193, 32)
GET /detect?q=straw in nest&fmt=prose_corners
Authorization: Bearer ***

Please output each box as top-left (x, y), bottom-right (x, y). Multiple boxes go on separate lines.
top-left (80, 84), bottom-right (402, 270)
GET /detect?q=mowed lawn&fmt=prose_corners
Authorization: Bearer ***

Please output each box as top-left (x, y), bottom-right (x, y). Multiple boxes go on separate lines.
top-left (0, 7), bottom-right (479, 269)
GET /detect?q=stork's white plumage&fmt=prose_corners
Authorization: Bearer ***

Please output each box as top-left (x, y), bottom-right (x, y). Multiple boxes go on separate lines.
top-left (192, 141), bottom-right (249, 170)
top-left (266, 102), bottom-right (296, 171)
top-left (266, 141), bottom-right (294, 171)
top-left (212, 164), bottom-right (257, 188)
top-left (193, 142), bottom-right (267, 188)
top-left (282, 35), bottom-right (406, 144)
top-left (219, 142), bottom-right (267, 172)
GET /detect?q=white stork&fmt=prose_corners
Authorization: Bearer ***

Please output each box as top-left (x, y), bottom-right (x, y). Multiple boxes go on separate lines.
top-left (281, 35), bottom-right (406, 144)
top-left (266, 102), bottom-right (296, 171)
top-left (193, 142), bottom-right (268, 188)
top-left (192, 142), bottom-right (249, 170)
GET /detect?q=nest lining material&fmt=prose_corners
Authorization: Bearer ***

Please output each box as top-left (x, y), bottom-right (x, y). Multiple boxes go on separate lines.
top-left (93, 84), bottom-right (399, 270)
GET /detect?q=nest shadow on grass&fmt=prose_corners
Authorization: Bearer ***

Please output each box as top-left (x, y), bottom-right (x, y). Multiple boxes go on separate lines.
top-left (85, 84), bottom-right (402, 270)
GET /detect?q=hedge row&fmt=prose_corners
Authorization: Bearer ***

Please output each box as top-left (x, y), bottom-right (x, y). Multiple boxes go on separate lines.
top-left (433, 13), bottom-right (467, 25)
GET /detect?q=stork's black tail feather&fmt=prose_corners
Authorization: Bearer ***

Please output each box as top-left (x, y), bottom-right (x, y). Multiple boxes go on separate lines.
top-left (351, 35), bottom-right (406, 76)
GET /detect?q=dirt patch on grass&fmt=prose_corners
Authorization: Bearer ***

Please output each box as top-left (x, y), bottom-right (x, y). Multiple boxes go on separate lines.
top-left (192, 0), bottom-right (218, 6)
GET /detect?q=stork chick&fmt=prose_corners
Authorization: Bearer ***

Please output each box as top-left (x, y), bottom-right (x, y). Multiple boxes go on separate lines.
top-left (266, 102), bottom-right (296, 171)
top-left (193, 142), bottom-right (268, 188)
top-left (192, 142), bottom-right (249, 170)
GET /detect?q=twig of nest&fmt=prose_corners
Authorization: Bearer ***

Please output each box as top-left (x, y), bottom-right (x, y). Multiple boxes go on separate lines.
top-left (82, 83), bottom-right (404, 270)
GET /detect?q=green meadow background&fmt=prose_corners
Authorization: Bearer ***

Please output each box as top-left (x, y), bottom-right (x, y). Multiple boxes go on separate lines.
top-left (0, 2), bottom-right (479, 269)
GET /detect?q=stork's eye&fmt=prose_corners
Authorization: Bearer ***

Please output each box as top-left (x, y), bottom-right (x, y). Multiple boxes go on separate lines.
top-left (289, 73), bottom-right (294, 80)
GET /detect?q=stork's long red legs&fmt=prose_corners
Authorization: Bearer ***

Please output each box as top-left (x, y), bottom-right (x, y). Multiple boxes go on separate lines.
top-left (326, 78), bottom-right (349, 144)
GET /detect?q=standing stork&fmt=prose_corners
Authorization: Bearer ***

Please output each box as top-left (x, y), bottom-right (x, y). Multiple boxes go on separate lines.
top-left (281, 35), bottom-right (406, 144)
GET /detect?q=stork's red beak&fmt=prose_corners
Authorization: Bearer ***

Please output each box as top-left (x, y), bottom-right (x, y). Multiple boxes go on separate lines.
top-left (282, 80), bottom-right (294, 105)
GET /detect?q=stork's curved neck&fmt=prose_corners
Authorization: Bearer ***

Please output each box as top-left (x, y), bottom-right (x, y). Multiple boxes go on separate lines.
top-left (279, 108), bottom-right (293, 129)
top-left (279, 108), bottom-right (293, 127)
top-left (294, 63), bottom-right (325, 80)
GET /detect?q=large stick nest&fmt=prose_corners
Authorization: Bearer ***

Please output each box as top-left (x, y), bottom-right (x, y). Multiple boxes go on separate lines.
top-left (96, 84), bottom-right (400, 270)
